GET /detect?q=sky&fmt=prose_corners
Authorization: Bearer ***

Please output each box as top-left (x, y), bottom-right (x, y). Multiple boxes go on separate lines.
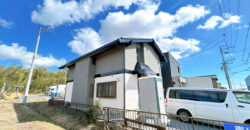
top-left (0, 0), bottom-right (249, 89)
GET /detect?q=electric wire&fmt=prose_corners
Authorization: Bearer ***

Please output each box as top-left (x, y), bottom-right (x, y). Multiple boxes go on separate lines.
top-left (235, 0), bottom-right (240, 47)
top-left (188, 35), bottom-right (224, 58)
top-left (242, 22), bottom-right (250, 60)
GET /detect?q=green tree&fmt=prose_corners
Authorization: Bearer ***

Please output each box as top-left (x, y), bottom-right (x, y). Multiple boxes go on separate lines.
top-left (0, 65), bottom-right (67, 93)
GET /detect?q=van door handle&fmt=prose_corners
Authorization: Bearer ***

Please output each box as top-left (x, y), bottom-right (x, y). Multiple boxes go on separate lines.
top-left (237, 105), bottom-right (245, 108)
top-left (226, 104), bottom-right (228, 108)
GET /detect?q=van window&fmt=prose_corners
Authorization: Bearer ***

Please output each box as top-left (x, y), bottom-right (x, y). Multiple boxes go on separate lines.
top-left (169, 89), bottom-right (227, 103)
top-left (169, 90), bottom-right (176, 98)
top-left (176, 90), bottom-right (194, 100)
top-left (169, 90), bottom-right (195, 100)
top-left (233, 92), bottom-right (250, 104)
top-left (194, 91), bottom-right (227, 103)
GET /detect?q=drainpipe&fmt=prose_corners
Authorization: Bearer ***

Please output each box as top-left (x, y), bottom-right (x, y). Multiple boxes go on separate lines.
top-left (123, 44), bottom-right (126, 111)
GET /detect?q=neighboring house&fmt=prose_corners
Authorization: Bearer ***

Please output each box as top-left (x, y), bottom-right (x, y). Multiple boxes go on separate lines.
top-left (245, 75), bottom-right (250, 90)
top-left (161, 52), bottom-right (220, 91)
top-left (161, 52), bottom-right (185, 96)
top-left (182, 75), bottom-right (218, 88)
top-left (59, 38), bottom-right (166, 110)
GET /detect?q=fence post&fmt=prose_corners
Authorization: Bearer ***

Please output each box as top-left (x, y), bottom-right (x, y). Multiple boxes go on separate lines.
top-left (107, 108), bottom-right (110, 123)
top-left (191, 118), bottom-right (195, 130)
top-left (124, 109), bottom-right (127, 127)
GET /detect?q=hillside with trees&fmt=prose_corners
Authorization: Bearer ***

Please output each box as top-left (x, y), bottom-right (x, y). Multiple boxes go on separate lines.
top-left (0, 65), bottom-right (67, 93)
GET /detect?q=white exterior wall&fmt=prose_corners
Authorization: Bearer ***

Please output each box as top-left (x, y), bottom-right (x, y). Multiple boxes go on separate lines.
top-left (183, 77), bottom-right (214, 88)
top-left (138, 76), bottom-right (165, 114)
top-left (95, 47), bottom-right (124, 74)
top-left (143, 44), bottom-right (162, 75)
top-left (93, 73), bottom-right (139, 110)
top-left (125, 44), bottom-right (137, 70)
top-left (125, 73), bottom-right (139, 110)
top-left (65, 82), bottom-right (73, 103)
top-left (93, 74), bottom-right (124, 109)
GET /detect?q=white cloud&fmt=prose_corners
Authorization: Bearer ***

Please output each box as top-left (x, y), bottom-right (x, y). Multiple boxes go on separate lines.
top-left (197, 16), bottom-right (223, 30)
top-left (235, 24), bottom-right (249, 30)
top-left (0, 43), bottom-right (66, 67)
top-left (99, 4), bottom-right (209, 42)
top-left (31, 0), bottom-right (156, 27)
top-left (68, 4), bottom-right (208, 59)
top-left (158, 37), bottom-right (200, 59)
top-left (219, 14), bottom-right (240, 28)
top-left (0, 18), bottom-right (13, 28)
top-left (68, 28), bottom-right (102, 55)
top-left (197, 14), bottom-right (240, 30)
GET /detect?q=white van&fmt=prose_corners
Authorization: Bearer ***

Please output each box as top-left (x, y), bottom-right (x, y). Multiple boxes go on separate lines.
top-left (166, 88), bottom-right (250, 124)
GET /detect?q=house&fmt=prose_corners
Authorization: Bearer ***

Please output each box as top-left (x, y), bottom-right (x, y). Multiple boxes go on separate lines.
top-left (59, 38), bottom-right (166, 110)
top-left (161, 52), bottom-right (221, 92)
top-left (245, 75), bottom-right (250, 90)
top-left (161, 52), bottom-right (186, 96)
top-left (182, 75), bottom-right (218, 88)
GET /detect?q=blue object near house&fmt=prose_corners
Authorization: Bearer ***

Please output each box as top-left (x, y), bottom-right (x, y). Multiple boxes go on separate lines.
top-left (50, 93), bottom-right (60, 98)
top-left (224, 123), bottom-right (250, 130)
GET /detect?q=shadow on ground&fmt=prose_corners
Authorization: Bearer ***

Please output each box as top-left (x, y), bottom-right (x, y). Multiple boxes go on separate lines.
top-left (13, 101), bottom-right (104, 129)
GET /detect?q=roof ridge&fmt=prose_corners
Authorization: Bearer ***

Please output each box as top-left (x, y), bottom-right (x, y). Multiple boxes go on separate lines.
top-left (120, 37), bottom-right (154, 40)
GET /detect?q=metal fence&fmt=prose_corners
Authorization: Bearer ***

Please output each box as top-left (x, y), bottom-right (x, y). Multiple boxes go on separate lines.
top-left (103, 107), bottom-right (249, 130)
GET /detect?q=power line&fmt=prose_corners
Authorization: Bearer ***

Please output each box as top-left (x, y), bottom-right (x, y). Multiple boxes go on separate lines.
top-left (230, 67), bottom-right (250, 75)
top-left (217, 0), bottom-right (231, 49)
top-left (229, 63), bottom-right (246, 69)
top-left (235, 0), bottom-right (241, 47)
top-left (187, 34), bottom-right (223, 58)
top-left (242, 22), bottom-right (250, 60)
top-left (245, 53), bottom-right (250, 64)
top-left (228, 0), bottom-right (233, 46)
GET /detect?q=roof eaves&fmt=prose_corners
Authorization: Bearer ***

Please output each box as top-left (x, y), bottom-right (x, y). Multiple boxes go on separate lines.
top-left (59, 38), bottom-right (120, 69)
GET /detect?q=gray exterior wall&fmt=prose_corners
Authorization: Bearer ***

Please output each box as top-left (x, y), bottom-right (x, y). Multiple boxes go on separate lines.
top-left (168, 53), bottom-right (181, 77)
top-left (95, 47), bottom-right (124, 74)
top-left (71, 57), bottom-right (92, 104)
top-left (125, 44), bottom-right (137, 70)
top-left (161, 52), bottom-right (181, 97)
top-left (183, 77), bottom-right (214, 88)
top-left (143, 43), bottom-right (162, 75)
top-left (67, 65), bottom-right (75, 82)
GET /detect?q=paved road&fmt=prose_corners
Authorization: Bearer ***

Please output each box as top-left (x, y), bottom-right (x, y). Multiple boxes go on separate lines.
top-left (1, 95), bottom-right (49, 102)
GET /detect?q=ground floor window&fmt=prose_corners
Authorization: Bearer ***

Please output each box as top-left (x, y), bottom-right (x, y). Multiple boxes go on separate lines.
top-left (96, 81), bottom-right (117, 98)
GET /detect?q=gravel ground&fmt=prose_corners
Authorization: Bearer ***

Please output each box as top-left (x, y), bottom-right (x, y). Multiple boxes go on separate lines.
top-left (0, 97), bottom-right (104, 130)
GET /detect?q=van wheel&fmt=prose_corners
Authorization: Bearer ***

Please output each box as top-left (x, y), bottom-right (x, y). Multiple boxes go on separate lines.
top-left (177, 110), bottom-right (191, 122)
top-left (245, 120), bottom-right (250, 124)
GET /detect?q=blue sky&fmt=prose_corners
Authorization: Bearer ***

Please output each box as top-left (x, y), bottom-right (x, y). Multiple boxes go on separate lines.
top-left (0, 0), bottom-right (249, 89)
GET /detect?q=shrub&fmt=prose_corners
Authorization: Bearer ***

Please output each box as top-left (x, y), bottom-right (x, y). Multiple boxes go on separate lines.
top-left (85, 101), bottom-right (101, 124)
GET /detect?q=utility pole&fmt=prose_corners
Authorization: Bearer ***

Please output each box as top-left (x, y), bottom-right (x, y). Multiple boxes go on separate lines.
top-left (22, 27), bottom-right (49, 104)
top-left (220, 47), bottom-right (233, 89)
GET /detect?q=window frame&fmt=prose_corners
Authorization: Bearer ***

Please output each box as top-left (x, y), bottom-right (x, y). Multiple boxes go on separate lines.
top-left (96, 81), bottom-right (117, 98)
top-left (169, 89), bottom-right (227, 103)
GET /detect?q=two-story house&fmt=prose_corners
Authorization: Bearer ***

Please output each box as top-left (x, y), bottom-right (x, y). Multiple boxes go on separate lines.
top-left (59, 38), bottom-right (166, 110)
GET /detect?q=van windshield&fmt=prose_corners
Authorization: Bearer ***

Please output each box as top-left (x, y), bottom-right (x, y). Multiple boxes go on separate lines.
top-left (233, 92), bottom-right (250, 104)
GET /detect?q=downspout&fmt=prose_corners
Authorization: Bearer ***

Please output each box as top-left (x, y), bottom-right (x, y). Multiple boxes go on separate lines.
top-left (123, 44), bottom-right (126, 111)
